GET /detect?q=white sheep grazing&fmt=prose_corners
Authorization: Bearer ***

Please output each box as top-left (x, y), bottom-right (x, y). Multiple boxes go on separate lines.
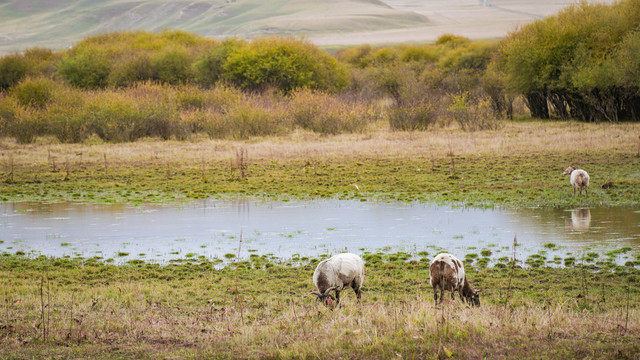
top-left (562, 166), bottom-right (590, 197)
top-left (310, 253), bottom-right (365, 306)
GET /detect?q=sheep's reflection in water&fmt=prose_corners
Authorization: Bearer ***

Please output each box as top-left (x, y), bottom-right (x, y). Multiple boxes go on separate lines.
top-left (565, 208), bottom-right (591, 231)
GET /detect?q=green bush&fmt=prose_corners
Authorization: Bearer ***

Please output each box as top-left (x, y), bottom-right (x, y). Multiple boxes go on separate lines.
top-left (448, 91), bottom-right (501, 131)
top-left (22, 47), bottom-right (57, 77)
top-left (5, 106), bottom-right (45, 143)
top-left (11, 77), bottom-right (57, 108)
top-left (497, 0), bottom-right (640, 121)
top-left (399, 45), bottom-right (440, 63)
top-left (435, 34), bottom-right (472, 48)
top-left (107, 53), bottom-right (153, 88)
top-left (193, 39), bottom-right (244, 87)
top-left (0, 54), bottom-right (28, 91)
top-left (223, 37), bottom-right (349, 93)
top-left (335, 45), bottom-right (374, 68)
top-left (57, 50), bottom-right (111, 89)
top-left (0, 96), bottom-right (19, 135)
top-left (151, 48), bottom-right (192, 85)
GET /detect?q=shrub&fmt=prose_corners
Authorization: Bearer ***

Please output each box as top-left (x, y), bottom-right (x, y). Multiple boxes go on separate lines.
top-left (0, 54), bottom-right (28, 91)
top-left (177, 90), bottom-right (206, 111)
top-left (215, 105), bottom-right (289, 139)
top-left (287, 89), bottom-right (372, 134)
top-left (399, 45), bottom-right (439, 63)
top-left (435, 34), bottom-right (472, 48)
top-left (151, 48), bottom-right (192, 85)
top-left (179, 110), bottom-right (218, 138)
top-left (439, 41), bottom-right (496, 71)
top-left (387, 102), bottom-right (436, 131)
top-left (11, 77), bottom-right (57, 108)
top-left (223, 37), bottom-right (349, 93)
top-left (335, 45), bottom-right (374, 68)
top-left (0, 96), bottom-right (19, 135)
top-left (80, 94), bottom-right (139, 142)
top-left (372, 48), bottom-right (399, 64)
top-left (57, 50), bottom-right (111, 89)
top-left (448, 91), bottom-right (501, 131)
top-left (5, 106), bottom-right (45, 143)
top-left (193, 39), bottom-right (244, 87)
top-left (22, 47), bottom-right (57, 76)
top-left (107, 53), bottom-right (153, 87)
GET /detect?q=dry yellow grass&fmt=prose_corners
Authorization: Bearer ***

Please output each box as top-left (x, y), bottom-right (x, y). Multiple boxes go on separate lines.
top-left (2, 120), bottom-right (638, 164)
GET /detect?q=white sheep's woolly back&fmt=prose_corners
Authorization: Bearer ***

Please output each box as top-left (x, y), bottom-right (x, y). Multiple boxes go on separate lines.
top-left (312, 253), bottom-right (365, 293)
top-left (570, 169), bottom-right (590, 187)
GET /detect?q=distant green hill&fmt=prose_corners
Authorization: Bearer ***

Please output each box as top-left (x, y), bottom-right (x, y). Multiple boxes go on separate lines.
top-left (0, 0), bottom-right (429, 54)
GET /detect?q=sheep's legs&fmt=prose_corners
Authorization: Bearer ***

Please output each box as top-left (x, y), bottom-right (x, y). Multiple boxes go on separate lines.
top-left (434, 285), bottom-right (445, 304)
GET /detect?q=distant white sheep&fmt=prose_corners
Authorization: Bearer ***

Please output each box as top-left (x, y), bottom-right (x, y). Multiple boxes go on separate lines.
top-left (310, 253), bottom-right (365, 306)
top-left (562, 166), bottom-right (590, 197)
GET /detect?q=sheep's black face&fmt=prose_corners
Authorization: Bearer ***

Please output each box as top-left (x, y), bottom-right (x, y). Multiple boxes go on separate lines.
top-left (468, 293), bottom-right (480, 307)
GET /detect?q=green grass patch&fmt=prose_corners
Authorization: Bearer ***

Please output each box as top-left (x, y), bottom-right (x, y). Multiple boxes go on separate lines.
top-left (0, 253), bottom-right (637, 359)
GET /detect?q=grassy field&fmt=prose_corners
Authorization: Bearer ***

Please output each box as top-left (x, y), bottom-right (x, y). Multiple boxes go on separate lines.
top-left (0, 250), bottom-right (638, 359)
top-left (2, 121), bottom-right (640, 358)
top-left (2, 120), bottom-right (640, 207)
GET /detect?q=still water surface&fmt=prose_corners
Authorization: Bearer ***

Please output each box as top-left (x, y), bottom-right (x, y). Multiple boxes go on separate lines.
top-left (1, 200), bottom-right (639, 264)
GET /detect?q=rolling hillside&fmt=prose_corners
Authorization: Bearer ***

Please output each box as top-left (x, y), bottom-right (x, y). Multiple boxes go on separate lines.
top-left (0, 0), bottom-right (615, 54)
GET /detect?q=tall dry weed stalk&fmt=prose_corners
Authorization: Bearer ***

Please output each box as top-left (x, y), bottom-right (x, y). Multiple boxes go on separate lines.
top-left (6, 153), bottom-right (14, 183)
top-left (580, 259), bottom-right (589, 307)
top-left (39, 275), bottom-right (50, 342)
top-left (200, 158), bottom-right (208, 183)
top-left (234, 148), bottom-right (248, 180)
top-left (447, 150), bottom-right (455, 176)
top-left (48, 150), bottom-right (57, 171)
top-left (506, 234), bottom-right (517, 303)
top-left (235, 230), bottom-right (244, 324)
top-left (64, 159), bottom-right (71, 181)
top-left (625, 279), bottom-right (632, 332)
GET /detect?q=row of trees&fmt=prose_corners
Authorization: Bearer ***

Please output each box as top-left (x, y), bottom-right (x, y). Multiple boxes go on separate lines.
top-left (498, 0), bottom-right (640, 122)
top-left (1, 0), bottom-right (639, 143)
top-left (0, 30), bottom-right (348, 94)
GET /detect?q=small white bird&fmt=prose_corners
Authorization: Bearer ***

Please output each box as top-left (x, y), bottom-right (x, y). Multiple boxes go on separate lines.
top-left (352, 183), bottom-right (360, 191)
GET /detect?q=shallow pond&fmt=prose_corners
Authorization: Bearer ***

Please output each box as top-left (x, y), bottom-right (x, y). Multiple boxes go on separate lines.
top-left (1, 200), bottom-right (639, 265)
